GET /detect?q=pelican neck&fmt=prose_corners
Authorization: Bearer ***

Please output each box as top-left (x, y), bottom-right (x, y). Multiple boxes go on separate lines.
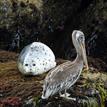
top-left (74, 54), bottom-right (83, 63)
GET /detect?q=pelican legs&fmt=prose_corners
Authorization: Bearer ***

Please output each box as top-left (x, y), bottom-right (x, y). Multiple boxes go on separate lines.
top-left (59, 90), bottom-right (76, 101)
top-left (60, 90), bottom-right (70, 97)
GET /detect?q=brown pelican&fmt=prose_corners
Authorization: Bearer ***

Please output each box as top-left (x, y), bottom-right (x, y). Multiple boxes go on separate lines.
top-left (41, 30), bottom-right (89, 99)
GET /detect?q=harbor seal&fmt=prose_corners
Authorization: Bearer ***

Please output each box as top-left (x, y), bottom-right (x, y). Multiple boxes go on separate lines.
top-left (17, 42), bottom-right (56, 75)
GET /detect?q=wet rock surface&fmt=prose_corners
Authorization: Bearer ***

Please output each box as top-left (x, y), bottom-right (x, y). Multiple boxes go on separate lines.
top-left (0, 51), bottom-right (107, 107)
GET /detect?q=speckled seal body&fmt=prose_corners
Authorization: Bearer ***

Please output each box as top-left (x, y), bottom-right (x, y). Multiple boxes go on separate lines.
top-left (17, 42), bottom-right (56, 75)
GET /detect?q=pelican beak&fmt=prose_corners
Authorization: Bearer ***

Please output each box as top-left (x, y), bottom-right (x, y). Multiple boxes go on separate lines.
top-left (80, 42), bottom-right (89, 70)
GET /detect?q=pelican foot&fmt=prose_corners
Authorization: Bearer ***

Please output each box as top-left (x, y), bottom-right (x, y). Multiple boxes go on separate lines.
top-left (60, 92), bottom-right (76, 101)
top-left (60, 92), bottom-right (70, 98)
top-left (64, 96), bottom-right (76, 101)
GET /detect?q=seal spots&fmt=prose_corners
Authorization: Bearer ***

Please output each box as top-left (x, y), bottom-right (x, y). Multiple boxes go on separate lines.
top-left (37, 58), bottom-right (39, 59)
top-left (37, 68), bottom-right (39, 71)
top-left (31, 47), bottom-right (33, 49)
top-left (44, 68), bottom-right (46, 70)
top-left (42, 46), bottom-right (44, 49)
top-left (32, 60), bottom-right (34, 62)
top-left (48, 59), bottom-right (51, 62)
top-left (29, 53), bottom-right (32, 56)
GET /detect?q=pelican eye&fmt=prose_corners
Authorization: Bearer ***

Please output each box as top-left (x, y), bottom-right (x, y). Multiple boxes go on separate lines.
top-left (78, 35), bottom-right (84, 42)
top-left (25, 64), bottom-right (28, 66)
top-left (33, 64), bottom-right (36, 66)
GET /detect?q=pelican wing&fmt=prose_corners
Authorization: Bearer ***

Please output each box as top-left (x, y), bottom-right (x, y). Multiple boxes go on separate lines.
top-left (45, 60), bottom-right (72, 80)
top-left (42, 60), bottom-right (83, 99)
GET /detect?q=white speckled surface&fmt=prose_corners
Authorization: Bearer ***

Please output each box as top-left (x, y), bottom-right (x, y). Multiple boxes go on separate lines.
top-left (18, 42), bottom-right (56, 75)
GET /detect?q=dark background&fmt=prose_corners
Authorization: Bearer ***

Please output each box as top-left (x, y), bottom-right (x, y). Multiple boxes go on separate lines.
top-left (0, 0), bottom-right (107, 63)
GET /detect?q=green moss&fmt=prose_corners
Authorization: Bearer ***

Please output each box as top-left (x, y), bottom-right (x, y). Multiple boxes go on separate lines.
top-left (80, 97), bottom-right (98, 107)
top-left (83, 77), bottom-right (107, 107)
top-left (33, 96), bottom-right (41, 107)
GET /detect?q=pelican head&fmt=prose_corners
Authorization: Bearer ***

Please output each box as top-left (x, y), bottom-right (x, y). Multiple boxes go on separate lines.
top-left (72, 30), bottom-right (89, 70)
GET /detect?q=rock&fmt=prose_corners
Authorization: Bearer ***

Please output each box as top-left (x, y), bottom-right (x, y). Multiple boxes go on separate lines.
top-left (0, 0), bottom-right (82, 52)
top-left (77, 0), bottom-right (107, 64)
top-left (0, 51), bottom-right (18, 62)
top-left (0, 51), bottom-right (107, 107)
top-left (18, 42), bottom-right (56, 75)
top-left (0, 97), bottom-right (22, 107)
